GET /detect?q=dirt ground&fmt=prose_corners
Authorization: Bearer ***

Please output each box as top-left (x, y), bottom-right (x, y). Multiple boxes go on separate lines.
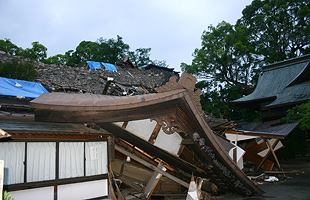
top-left (221, 156), bottom-right (310, 200)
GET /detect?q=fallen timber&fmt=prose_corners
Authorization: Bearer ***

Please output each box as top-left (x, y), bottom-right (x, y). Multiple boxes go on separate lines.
top-left (30, 73), bottom-right (263, 196)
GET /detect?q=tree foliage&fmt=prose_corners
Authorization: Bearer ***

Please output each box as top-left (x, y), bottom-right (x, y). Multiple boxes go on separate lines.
top-left (67, 36), bottom-right (130, 66)
top-left (19, 41), bottom-right (48, 61)
top-left (181, 21), bottom-right (259, 93)
top-left (277, 102), bottom-right (310, 159)
top-left (0, 36), bottom-right (167, 68)
top-left (237, 0), bottom-right (310, 63)
top-left (282, 102), bottom-right (310, 131)
top-left (0, 38), bottom-right (20, 55)
top-left (43, 54), bottom-right (68, 65)
top-left (0, 40), bottom-right (48, 61)
top-left (128, 47), bottom-right (152, 66)
top-left (181, 21), bottom-right (260, 120)
top-left (182, 0), bottom-right (310, 120)
top-left (0, 58), bottom-right (38, 81)
top-left (196, 80), bottom-right (259, 120)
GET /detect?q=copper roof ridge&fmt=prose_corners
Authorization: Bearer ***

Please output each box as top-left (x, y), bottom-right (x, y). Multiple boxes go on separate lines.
top-left (30, 89), bottom-right (187, 111)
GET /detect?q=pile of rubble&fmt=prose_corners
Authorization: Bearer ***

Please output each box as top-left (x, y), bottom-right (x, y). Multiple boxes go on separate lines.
top-left (0, 51), bottom-right (179, 95)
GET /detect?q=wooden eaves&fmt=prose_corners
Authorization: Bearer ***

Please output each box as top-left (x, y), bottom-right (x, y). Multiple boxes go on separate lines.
top-left (30, 73), bottom-right (264, 196)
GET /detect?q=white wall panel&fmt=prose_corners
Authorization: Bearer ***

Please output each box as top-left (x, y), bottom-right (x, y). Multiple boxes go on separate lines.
top-left (154, 130), bottom-right (182, 155)
top-left (115, 119), bottom-right (156, 141)
top-left (58, 179), bottom-right (108, 200)
top-left (10, 186), bottom-right (54, 200)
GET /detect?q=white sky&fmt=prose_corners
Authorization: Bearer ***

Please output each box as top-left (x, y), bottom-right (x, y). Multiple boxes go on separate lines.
top-left (0, 0), bottom-right (252, 72)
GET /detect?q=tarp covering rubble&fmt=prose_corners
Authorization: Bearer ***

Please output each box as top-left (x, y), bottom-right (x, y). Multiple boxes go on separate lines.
top-left (0, 77), bottom-right (49, 98)
top-left (86, 61), bottom-right (118, 72)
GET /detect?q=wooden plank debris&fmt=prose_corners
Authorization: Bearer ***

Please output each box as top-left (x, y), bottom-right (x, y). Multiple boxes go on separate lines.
top-left (115, 145), bottom-right (189, 188)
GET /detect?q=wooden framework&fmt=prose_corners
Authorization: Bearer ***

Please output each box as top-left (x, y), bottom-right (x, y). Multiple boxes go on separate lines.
top-left (30, 73), bottom-right (263, 196)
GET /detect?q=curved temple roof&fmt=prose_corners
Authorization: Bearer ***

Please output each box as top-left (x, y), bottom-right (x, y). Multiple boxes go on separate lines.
top-left (233, 54), bottom-right (310, 107)
top-left (30, 73), bottom-right (263, 196)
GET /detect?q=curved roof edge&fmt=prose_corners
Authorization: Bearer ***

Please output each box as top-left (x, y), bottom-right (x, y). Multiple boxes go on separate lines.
top-left (233, 54), bottom-right (310, 105)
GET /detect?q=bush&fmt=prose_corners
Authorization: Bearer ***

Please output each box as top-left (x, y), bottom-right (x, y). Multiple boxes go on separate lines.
top-left (0, 59), bottom-right (38, 81)
top-left (277, 102), bottom-right (310, 160)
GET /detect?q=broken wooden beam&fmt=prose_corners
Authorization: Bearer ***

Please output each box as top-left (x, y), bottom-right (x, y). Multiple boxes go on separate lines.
top-left (115, 145), bottom-right (189, 188)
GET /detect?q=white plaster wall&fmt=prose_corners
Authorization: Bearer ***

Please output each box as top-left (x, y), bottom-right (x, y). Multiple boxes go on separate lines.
top-left (58, 179), bottom-right (108, 200)
top-left (154, 129), bottom-right (182, 155)
top-left (115, 119), bottom-right (182, 155)
top-left (10, 186), bottom-right (54, 200)
top-left (115, 119), bottom-right (156, 141)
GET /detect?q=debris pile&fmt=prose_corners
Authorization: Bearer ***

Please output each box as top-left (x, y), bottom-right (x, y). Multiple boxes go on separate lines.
top-left (0, 51), bottom-right (179, 95)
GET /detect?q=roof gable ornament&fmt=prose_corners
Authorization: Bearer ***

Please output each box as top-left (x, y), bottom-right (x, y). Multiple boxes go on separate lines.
top-left (151, 115), bottom-right (184, 135)
top-left (151, 73), bottom-right (203, 135)
top-left (155, 73), bottom-right (203, 114)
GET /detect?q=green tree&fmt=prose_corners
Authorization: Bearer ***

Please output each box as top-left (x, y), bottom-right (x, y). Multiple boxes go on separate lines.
top-left (196, 81), bottom-right (259, 120)
top-left (182, 0), bottom-right (310, 120)
top-left (181, 21), bottom-right (259, 120)
top-left (151, 59), bottom-right (169, 68)
top-left (278, 102), bottom-right (310, 159)
top-left (70, 41), bottom-right (100, 65)
top-left (181, 21), bottom-right (259, 94)
top-left (18, 41), bottom-right (48, 61)
top-left (0, 38), bottom-right (21, 55)
top-left (98, 35), bottom-right (130, 63)
top-left (66, 35), bottom-right (130, 66)
top-left (128, 48), bottom-right (152, 66)
top-left (237, 0), bottom-right (310, 63)
top-left (0, 59), bottom-right (38, 81)
top-left (42, 54), bottom-right (68, 65)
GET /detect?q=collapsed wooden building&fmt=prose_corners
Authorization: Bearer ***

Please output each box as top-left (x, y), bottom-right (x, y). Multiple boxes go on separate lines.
top-left (0, 52), bottom-right (286, 199)
top-left (30, 73), bottom-right (263, 198)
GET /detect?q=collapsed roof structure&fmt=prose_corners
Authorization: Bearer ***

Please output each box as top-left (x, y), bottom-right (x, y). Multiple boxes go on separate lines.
top-left (0, 52), bottom-right (268, 199)
top-left (31, 73), bottom-right (264, 197)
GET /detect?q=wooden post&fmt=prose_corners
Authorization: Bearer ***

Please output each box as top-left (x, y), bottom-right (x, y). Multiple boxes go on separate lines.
top-left (266, 139), bottom-right (281, 169)
top-left (144, 163), bottom-right (166, 199)
top-left (102, 77), bottom-right (114, 95)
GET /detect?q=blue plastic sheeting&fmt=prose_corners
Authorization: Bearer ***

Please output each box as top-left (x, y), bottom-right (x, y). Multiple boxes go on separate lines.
top-left (0, 77), bottom-right (49, 98)
top-left (101, 62), bottom-right (118, 72)
top-left (86, 61), bottom-right (118, 72)
top-left (140, 65), bottom-right (148, 68)
top-left (86, 61), bottom-right (102, 70)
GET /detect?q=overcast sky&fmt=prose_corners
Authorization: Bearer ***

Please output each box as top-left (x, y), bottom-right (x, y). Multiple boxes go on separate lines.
top-left (0, 0), bottom-right (252, 72)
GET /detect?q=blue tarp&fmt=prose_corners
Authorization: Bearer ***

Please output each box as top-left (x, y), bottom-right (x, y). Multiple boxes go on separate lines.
top-left (101, 62), bottom-right (118, 72)
top-left (0, 77), bottom-right (49, 98)
top-left (86, 61), bottom-right (118, 72)
top-left (86, 61), bottom-right (102, 70)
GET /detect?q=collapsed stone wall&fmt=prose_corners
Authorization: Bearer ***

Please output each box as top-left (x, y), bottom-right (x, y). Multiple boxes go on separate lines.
top-left (0, 51), bottom-right (179, 95)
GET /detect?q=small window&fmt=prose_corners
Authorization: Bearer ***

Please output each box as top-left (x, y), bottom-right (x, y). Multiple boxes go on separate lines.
top-left (85, 142), bottom-right (108, 176)
top-left (27, 142), bottom-right (56, 182)
top-left (0, 142), bottom-right (25, 185)
top-left (59, 142), bottom-right (84, 179)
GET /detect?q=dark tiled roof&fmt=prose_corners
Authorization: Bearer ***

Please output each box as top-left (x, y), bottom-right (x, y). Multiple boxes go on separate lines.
top-left (0, 120), bottom-right (107, 134)
top-left (235, 121), bottom-right (300, 139)
top-left (266, 81), bottom-right (310, 108)
top-left (233, 54), bottom-right (310, 106)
